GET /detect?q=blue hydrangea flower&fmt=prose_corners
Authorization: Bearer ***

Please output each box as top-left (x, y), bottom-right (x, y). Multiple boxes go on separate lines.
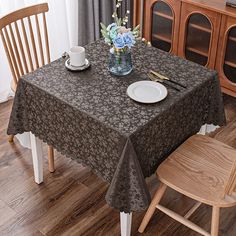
top-left (113, 34), bottom-right (125, 49)
top-left (107, 23), bottom-right (117, 31)
top-left (123, 32), bottom-right (135, 48)
top-left (109, 27), bottom-right (118, 40)
top-left (107, 23), bottom-right (119, 40)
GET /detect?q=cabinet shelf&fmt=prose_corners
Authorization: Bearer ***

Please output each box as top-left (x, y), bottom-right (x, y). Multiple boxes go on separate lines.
top-left (229, 36), bottom-right (236, 43)
top-left (189, 23), bottom-right (211, 33)
top-left (152, 33), bottom-right (172, 43)
top-left (153, 11), bottom-right (173, 20)
top-left (225, 60), bottom-right (236, 68)
top-left (186, 46), bottom-right (208, 57)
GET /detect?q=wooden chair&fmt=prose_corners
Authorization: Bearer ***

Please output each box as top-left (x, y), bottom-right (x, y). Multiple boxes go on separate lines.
top-left (0, 3), bottom-right (55, 173)
top-left (139, 135), bottom-right (236, 236)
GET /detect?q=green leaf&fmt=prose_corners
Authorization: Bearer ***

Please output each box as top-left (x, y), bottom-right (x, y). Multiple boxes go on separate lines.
top-left (115, 16), bottom-right (119, 25)
top-left (100, 22), bottom-right (107, 31)
top-left (101, 30), bottom-right (111, 43)
top-left (133, 24), bottom-right (140, 31)
top-left (101, 30), bottom-right (109, 37)
top-left (117, 18), bottom-right (122, 26)
top-left (101, 29), bottom-right (107, 35)
top-left (133, 31), bottom-right (139, 36)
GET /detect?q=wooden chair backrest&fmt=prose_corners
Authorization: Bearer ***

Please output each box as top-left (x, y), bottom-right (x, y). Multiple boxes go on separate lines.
top-left (0, 3), bottom-right (50, 90)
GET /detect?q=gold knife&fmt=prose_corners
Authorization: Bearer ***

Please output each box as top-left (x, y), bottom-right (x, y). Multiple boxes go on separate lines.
top-left (150, 70), bottom-right (187, 89)
top-left (148, 73), bottom-right (181, 92)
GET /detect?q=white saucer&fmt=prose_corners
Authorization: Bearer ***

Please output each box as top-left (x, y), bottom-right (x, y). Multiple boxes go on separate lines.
top-left (127, 81), bottom-right (168, 104)
top-left (65, 58), bottom-right (90, 71)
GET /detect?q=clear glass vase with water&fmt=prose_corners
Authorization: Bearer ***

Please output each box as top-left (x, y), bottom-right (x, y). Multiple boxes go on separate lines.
top-left (108, 48), bottom-right (133, 76)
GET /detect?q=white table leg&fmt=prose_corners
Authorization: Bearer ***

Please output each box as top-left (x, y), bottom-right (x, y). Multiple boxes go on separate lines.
top-left (30, 132), bottom-right (43, 184)
top-left (15, 132), bottom-right (31, 149)
top-left (120, 212), bottom-right (132, 236)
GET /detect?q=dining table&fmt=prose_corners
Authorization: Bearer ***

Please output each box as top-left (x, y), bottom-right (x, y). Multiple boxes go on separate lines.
top-left (7, 39), bottom-right (225, 236)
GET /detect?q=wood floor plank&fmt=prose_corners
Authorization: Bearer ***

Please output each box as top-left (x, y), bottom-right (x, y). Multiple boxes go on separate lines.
top-left (0, 213), bottom-right (45, 236)
top-left (48, 185), bottom-right (111, 236)
top-left (0, 199), bottom-right (16, 226)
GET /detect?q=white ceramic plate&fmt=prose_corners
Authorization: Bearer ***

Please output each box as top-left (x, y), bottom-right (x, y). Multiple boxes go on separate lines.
top-left (127, 81), bottom-right (168, 104)
top-left (65, 58), bottom-right (90, 71)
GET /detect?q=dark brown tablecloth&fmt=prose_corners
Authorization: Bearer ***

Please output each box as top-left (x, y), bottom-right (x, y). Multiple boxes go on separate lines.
top-left (7, 40), bottom-right (225, 213)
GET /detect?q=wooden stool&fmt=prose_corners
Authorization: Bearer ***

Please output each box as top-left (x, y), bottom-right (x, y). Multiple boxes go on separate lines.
top-left (139, 135), bottom-right (236, 236)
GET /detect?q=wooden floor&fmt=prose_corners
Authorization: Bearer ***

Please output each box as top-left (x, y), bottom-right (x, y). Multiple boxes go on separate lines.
top-left (0, 95), bottom-right (236, 236)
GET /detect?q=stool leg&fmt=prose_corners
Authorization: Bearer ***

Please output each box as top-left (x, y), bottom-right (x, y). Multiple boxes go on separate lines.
top-left (48, 145), bottom-right (55, 173)
top-left (8, 135), bottom-right (14, 143)
top-left (211, 206), bottom-right (220, 236)
top-left (138, 183), bottom-right (167, 233)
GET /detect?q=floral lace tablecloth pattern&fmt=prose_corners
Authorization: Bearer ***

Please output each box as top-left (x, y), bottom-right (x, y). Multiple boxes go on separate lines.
top-left (7, 40), bottom-right (225, 213)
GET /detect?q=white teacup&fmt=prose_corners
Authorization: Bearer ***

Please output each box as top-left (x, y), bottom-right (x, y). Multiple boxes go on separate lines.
top-left (69, 46), bottom-right (85, 67)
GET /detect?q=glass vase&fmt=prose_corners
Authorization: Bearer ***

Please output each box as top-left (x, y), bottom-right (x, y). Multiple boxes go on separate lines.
top-left (108, 48), bottom-right (133, 76)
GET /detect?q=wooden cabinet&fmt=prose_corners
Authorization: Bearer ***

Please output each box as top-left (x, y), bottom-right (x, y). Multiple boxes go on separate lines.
top-left (143, 0), bottom-right (181, 54)
top-left (178, 2), bottom-right (221, 69)
top-left (137, 0), bottom-right (236, 97)
top-left (216, 15), bottom-right (236, 97)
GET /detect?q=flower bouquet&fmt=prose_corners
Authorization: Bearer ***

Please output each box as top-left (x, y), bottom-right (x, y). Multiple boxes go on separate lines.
top-left (100, 0), bottom-right (140, 76)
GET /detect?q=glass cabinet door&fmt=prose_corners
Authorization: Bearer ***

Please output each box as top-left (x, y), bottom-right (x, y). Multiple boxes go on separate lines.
top-left (223, 27), bottom-right (236, 84)
top-left (185, 13), bottom-right (212, 66)
top-left (151, 1), bottom-right (174, 52)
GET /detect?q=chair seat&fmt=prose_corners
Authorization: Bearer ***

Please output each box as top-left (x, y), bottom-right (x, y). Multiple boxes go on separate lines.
top-left (157, 135), bottom-right (236, 207)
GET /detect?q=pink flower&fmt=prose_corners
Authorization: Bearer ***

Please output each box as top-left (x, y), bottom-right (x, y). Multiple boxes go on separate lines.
top-left (118, 26), bottom-right (131, 34)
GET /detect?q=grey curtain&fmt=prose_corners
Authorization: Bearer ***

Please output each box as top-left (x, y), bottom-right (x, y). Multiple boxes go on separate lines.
top-left (78, 0), bottom-right (133, 46)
